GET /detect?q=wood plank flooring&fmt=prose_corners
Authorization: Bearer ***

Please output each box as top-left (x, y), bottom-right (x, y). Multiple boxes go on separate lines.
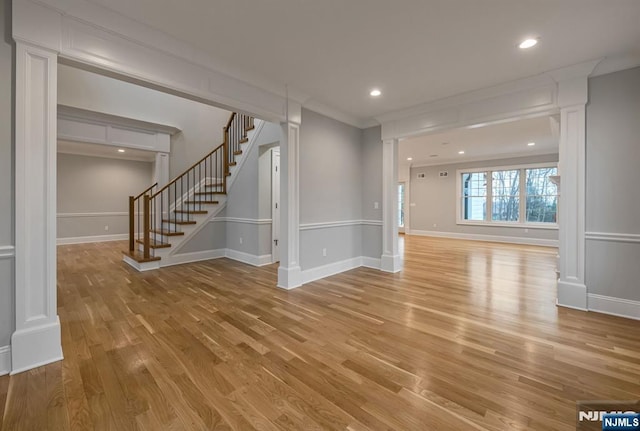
top-left (2, 236), bottom-right (640, 430)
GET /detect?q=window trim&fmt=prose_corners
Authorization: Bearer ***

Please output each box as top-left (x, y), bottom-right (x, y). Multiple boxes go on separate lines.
top-left (456, 162), bottom-right (558, 230)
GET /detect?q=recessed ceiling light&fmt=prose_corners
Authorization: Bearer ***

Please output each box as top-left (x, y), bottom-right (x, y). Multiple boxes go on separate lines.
top-left (370, 89), bottom-right (382, 97)
top-left (118, 149), bottom-right (126, 153)
top-left (458, 150), bottom-right (465, 155)
top-left (527, 142), bottom-right (536, 146)
top-left (407, 157), bottom-right (413, 161)
top-left (519, 38), bottom-right (538, 49)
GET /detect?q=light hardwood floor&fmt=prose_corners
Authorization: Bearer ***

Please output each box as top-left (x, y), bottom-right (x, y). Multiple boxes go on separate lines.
top-left (1, 236), bottom-right (639, 430)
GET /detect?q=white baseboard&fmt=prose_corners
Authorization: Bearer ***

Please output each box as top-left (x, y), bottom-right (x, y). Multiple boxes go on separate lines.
top-left (58, 233), bottom-right (128, 245)
top-left (361, 256), bottom-right (382, 270)
top-left (225, 249), bottom-right (273, 267)
top-left (588, 294), bottom-right (640, 320)
top-left (0, 345), bottom-right (11, 376)
top-left (163, 249), bottom-right (226, 267)
top-left (408, 229), bottom-right (558, 247)
top-left (301, 257), bottom-right (363, 285)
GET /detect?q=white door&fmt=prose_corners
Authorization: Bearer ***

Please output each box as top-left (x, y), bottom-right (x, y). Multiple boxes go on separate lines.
top-left (398, 182), bottom-right (406, 234)
top-left (272, 149), bottom-right (281, 263)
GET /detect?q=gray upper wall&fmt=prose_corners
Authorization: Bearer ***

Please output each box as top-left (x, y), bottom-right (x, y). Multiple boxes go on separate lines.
top-left (409, 154), bottom-right (559, 240)
top-left (57, 64), bottom-right (232, 179)
top-left (586, 66), bottom-right (640, 301)
top-left (300, 109), bottom-right (363, 224)
top-left (361, 126), bottom-right (383, 222)
top-left (0, 0), bottom-right (13, 347)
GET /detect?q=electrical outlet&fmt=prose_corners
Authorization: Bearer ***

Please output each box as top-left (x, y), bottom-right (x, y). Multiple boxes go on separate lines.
top-left (239, 237), bottom-right (243, 245)
top-left (374, 202), bottom-right (379, 209)
top-left (322, 248), bottom-right (327, 257)
top-left (104, 225), bottom-right (109, 231)
top-left (433, 223), bottom-right (437, 228)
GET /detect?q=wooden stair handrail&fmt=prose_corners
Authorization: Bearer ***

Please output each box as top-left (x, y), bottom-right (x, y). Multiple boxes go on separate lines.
top-left (134, 182), bottom-right (158, 200)
top-left (151, 142), bottom-right (225, 199)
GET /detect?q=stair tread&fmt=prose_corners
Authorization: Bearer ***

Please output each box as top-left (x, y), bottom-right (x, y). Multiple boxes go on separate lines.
top-left (239, 138), bottom-right (249, 144)
top-left (233, 150), bottom-right (243, 155)
top-left (246, 125), bottom-right (255, 131)
top-left (123, 250), bottom-right (161, 263)
top-left (228, 162), bottom-right (237, 167)
top-left (136, 239), bottom-right (171, 249)
top-left (151, 229), bottom-right (184, 236)
top-left (195, 191), bottom-right (220, 195)
top-left (162, 219), bottom-right (196, 225)
top-left (174, 210), bottom-right (208, 214)
top-left (185, 200), bottom-right (219, 204)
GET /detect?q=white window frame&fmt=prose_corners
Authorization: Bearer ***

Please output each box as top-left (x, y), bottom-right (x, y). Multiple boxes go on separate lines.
top-left (456, 162), bottom-right (559, 230)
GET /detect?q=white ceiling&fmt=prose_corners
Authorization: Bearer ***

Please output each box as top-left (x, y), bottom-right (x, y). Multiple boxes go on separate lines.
top-left (58, 140), bottom-right (156, 162)
top-left (83, 0), bottom-right (640, 125)
top-left (399, 116), bottom-right (557, 167)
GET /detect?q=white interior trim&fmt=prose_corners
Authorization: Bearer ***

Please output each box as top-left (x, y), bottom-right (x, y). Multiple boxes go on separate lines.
top-left (585, 232), bottom-right (640, 244)
top-left (216, 217), bottom-right (273, 225)
top-left (0, 246), bottom-right (15, 259)
top-left (57, 234), bottom-right (129, 245)
top-left (299, 220), bottom-right (382, 231)
top-left (408, 229), bottom-right (558, 248)
top-left (57, 212), bottom-right (128, 218)
top-left (587, 294), bottom-right (640, 321)
top-left (224, 249), bottom-right (273, 267)
top-left (0, 346), bottom-right (12, 376)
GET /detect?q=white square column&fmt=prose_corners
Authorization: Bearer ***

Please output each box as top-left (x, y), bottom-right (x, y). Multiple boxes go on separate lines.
top-left (11, 43), bottom-right (63, 373)
top-left (381, 138), bottom-right (402, 273)
top-left (277, 101), bottom-right (302, 289)
top-left (556, 76), bottom-right (589, 309)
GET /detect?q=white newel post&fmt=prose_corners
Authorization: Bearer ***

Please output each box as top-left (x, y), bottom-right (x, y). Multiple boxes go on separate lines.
top-left (277, 101), bottom-right (302, 289)
top-left (381, 138), bottom-right (402, 273)
top-left (12, 42), bottom-right (63, 373)
top-left (154, 152), bottom-right (170, 188)
top-left (556, 77), bottom-right (588, 310)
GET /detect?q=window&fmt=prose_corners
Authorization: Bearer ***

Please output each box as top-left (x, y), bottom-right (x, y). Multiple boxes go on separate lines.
top-left (492, 169), bottom-right (520, 222)
top-left (457, 164), bottom-right (558, 227)
top-left (525, 167), bottom-right (558, 223)
top-left (462, 172), bottom-right (486, 221)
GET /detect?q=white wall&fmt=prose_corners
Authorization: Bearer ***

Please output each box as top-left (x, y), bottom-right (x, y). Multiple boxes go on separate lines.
top-left (409, 154), bottom-right (559, 243)
top-left (57, 154), bottom-right (153, 241)
top-left (0, 0), bottom-right (13, 356)
top-left (57, 64), bottom-right (233, 179)
top-left (586, 67), bottom-right (640, 303)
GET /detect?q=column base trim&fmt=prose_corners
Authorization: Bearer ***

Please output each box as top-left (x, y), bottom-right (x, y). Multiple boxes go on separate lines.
top-left (277, 265), bottom-right (302, 290)
top-left (380, 254), bottom-right (402, 273)
top-left (10, 317), bottom-right (63, 375)
top-left (557, 280), bottom-right (587, 310)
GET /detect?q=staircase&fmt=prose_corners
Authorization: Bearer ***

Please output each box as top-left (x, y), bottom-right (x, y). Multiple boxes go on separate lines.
top-left (123, 113), bottom-right (256, 271)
